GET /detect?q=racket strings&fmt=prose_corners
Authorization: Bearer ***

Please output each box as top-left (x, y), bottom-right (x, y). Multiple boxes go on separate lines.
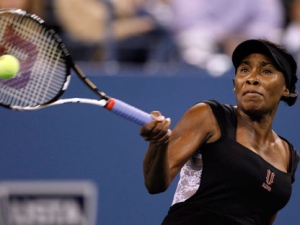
top-left (0, 11), bottom-right (68, 107)
top-left (0, 15), bottom-right (35, 106)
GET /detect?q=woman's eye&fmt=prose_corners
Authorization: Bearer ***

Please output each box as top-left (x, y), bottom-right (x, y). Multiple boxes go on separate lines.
top-left (239, 67), bottom-right (248, 73)
top-left (262, 69), bottom-right (272, 74)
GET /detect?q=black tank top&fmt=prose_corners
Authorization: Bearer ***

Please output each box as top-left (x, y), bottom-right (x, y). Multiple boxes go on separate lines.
top-left (162, 100), bottom-right (299, 225)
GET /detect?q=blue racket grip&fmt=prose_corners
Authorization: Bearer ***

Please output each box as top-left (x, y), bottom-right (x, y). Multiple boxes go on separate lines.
top-left (105, 98), bottom-right (154, 126)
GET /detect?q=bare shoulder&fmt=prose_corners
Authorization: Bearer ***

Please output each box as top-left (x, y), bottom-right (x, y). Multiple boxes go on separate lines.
top-left (173, 102), bottom-right (221, 144)
top-left (186, 102), bottom-right (215, 121)
top-left (165, 102), bottom-right (222, 170)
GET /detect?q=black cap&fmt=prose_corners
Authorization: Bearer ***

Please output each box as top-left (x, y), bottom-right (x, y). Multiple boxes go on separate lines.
top-left (232, 39), bottom-right (298, 106)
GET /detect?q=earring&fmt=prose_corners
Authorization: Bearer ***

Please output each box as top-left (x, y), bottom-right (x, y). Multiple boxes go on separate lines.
top-left (288, 92), bottom-right (298, 97)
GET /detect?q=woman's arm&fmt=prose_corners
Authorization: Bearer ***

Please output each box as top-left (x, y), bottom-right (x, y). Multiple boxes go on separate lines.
top-left (140, 103), bottom-right (220, 194)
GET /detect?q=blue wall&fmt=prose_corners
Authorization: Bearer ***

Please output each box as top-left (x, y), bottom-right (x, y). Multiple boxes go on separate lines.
top-left (0, 65), bottom-right (299, 225)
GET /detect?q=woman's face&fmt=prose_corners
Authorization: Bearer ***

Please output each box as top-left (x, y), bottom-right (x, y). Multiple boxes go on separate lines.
top-left (233, 53), bottom-right (289, 116)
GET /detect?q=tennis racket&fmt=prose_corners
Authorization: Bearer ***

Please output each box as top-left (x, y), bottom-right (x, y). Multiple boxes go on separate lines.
top-left (0, 8), bottom-right (153, 126)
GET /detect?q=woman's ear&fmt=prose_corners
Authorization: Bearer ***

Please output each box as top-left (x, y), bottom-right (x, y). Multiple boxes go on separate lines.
top-left (282, 87), bottom-right (289, 97)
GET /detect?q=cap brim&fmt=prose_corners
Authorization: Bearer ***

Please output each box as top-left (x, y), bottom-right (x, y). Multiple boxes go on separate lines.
top-left (232, 39), bottom-right (278, 69)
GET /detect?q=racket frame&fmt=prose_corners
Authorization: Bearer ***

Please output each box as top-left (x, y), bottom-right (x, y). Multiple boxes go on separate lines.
top-left (0, 8), bottom-right (153, 126)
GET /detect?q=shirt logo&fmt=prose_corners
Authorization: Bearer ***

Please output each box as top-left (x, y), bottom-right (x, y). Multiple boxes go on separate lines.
top-left (262, 169), bottom-right (275, 192)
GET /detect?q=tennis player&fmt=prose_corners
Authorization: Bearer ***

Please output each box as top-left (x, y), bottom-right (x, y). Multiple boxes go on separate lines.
top-left (140, 39), bottom-right (299, 225)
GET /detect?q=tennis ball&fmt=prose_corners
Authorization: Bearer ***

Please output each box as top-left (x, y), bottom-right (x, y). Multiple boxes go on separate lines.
top-left (0, 54), bottom-right (20, 79)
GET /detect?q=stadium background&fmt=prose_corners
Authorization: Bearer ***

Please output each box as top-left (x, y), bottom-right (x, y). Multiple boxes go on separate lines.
top-left (0, 63), bottom-right (299, 225)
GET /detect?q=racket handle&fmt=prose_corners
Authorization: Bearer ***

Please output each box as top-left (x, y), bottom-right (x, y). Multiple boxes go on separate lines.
top-left (106, 98), bottom-right (153, 126)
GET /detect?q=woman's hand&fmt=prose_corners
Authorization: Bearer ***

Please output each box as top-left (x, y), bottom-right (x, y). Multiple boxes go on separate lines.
top-left (140, 111), bottom-right (171, 146)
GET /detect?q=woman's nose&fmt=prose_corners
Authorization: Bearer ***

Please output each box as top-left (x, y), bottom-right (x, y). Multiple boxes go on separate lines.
top-left (246, 78), bottom-right (259, 85)
top-left (246, 72), bottom-right (259, 85)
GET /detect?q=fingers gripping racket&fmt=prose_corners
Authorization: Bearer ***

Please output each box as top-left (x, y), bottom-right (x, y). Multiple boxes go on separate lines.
top-left (0, 9), bottom-right (153, 126)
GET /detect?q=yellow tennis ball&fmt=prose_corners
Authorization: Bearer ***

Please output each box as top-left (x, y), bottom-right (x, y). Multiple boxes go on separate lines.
top-left (0, 54), bottom-right (20, 80)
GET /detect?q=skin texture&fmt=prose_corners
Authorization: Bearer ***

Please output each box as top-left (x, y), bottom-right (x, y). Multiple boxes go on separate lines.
top-left (140, 53), bottom-right (291, 224)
